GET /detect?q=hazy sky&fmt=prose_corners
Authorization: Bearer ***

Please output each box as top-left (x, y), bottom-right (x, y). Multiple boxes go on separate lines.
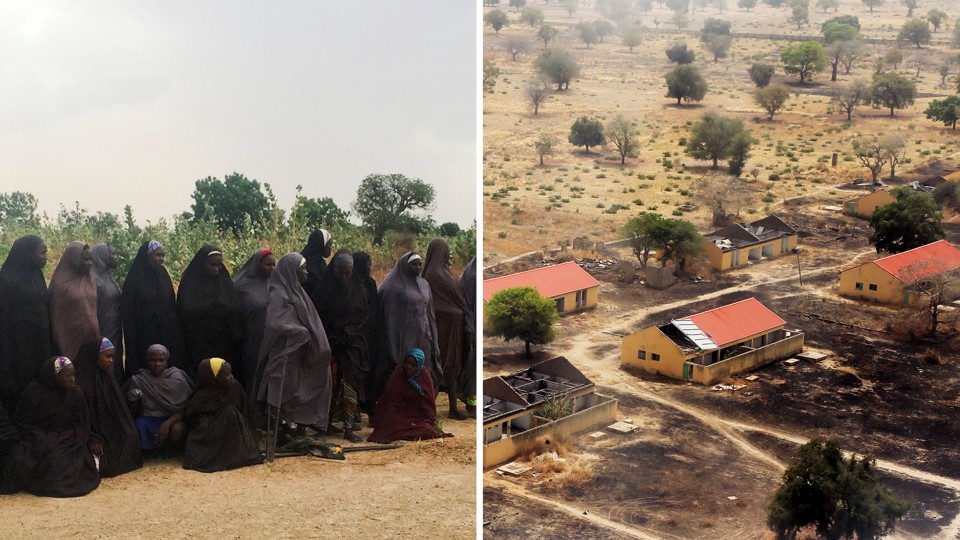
top-left (0, 1), bottom-right (477, 226)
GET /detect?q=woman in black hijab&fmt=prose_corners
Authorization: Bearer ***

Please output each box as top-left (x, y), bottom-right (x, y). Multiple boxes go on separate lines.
top-left (4, 356), bottom-right (100, 497)
top-left (301, 228), bottom-right (332, 301)
top-left (177, 244), bottom-right (242, 379)
top-left (353, 251), bottom-right (380, 417)
top-left (232, 249), bottom-right (276, 391)
top-left (317, 250), bottom-right (369, 442)
top-left (459, 256), bottom-right (477, 417)
top-left (91, 243), bottom-right (124, 382)
top-left (121, 240), bottom-right (185, 378)
top-left (75, 337), bottom-right (142, 478)
top-left (0, 235), bottom-right (52, 413)
top-left (183, 357), bottom-right (262, 473)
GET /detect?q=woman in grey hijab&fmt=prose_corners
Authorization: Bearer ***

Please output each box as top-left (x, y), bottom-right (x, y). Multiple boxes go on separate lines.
top-left (255, 253), bottom-right (332, 432)
top-left (91, 243), bottom-right (124, 382)
top-left (232, 249), bottom-right (276, 392)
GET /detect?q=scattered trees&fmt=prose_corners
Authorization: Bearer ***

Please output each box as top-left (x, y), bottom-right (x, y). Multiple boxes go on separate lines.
top-left (686, 112), bottom-right (753, 172)
top-left (870, 72), bottom-right (916, 116)
top-left (568, 116), bottom-right (606, 152)
top-left (835, 79), bottom-right (870, 121)
top-left (780, 41), bottom-right (828, 82)
top-left (598, 0), bottom-right (635, 21)
top-left (822, 22), bottom-right (862, 81)
top-left (0, 191), bottom-right (39, 227)
top-left (534, 49), bottom-right (581, 90)
top-left (594, 20), bottom-right (615, 43)
top-left (292, 195), bottom-right (350, 230)
top-left (485, 286), bottom-right (559, 358)
top-left (606, 115), bottom-right (639, 164)
top-left (767, 437), bottom-right (909, 540)
top-left (870, 188), bottom-right (944, 254)
top-left (484, 9), bottom-right (509, 35)
top-left (924, 96), bottom-right (960, 129)
top-left (665, 42), bottom-right (696, 64)
top-left (622, 213), bottom-right (704, 269)
top-left (525, 76), bottom-right (552, 115)
top-left (898, 18), bottom-right (931, 48)
top-left (509, 0), bottom-right (527, 12)
top-left (665, 65), bottom-right (708, 105)
top-left (534, 133), bottom-right (556, 165)
top-left (749, 62), bottom-right (776, 87)
top-left (504, 36), bottom-right (532, 62)
top-left (754, 83), bottom-right (792, 120)
top-left (519, 5), bottom-right (545, 26)
top-left (564, 0), bottom-right (579, 17)
top-left (351, 173), bottom-right (436, 245)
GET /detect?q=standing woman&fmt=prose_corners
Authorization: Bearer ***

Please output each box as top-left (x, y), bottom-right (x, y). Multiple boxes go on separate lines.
top-left (74, 337), bottom-right (141, 477)
top-left (0, 235), bottom-right (52, 413)
top-left (177, 244), bottom-right (242, 379)
top-left (121, 241), bottom-right (185, 378)
top-left (232, 249), bottom-right (275, 391)
top-left (353, 251), bottom-right (380, 417)
top-left (49, 241), bottom-right (100, 361)
top-left (301, 228), bottom-right (332, 301)
top-left (316, 250), bottom-right (369, 442)
top-left (90, 243), bottom-right (124, 382)
top-left (256, 253), bottom-right (332, 433)
top-left (459, 256), bottom-right (477, 417)
top-left (421, 239), bottom-right (471, 420)
top-left (368, 252), bottom-right (441, 414)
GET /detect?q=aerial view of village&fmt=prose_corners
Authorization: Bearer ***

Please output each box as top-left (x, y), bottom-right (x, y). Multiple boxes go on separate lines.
top-left (480, 0), bottom-right (960, 538)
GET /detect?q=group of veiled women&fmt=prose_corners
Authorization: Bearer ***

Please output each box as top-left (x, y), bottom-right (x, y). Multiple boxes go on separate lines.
top-left (0, 230), bottom-right (476, 498)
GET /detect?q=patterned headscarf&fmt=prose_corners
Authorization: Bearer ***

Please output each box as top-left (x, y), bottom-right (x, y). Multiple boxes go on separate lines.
top-left (53, 356), bottom-right (72, 374)
top-left (99, 338), bottom-right (115, 352)
top-left (405, 348), bottom-right (425, 396)
top-left (147, 240), bottom-right (163, 254)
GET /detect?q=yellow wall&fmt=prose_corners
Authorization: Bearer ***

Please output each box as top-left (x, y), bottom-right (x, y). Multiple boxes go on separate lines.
top-left (839, 262), bottom-right (908, 305)
top-left (700, 234), bottom-right (798, 272)
top-left (847, 191), bottom-right (895, 218)
top-left (620, 326), bottom-right (686, 379)
top-left (689, 332), bottom-right (804, 385)
top-left (551, 285), bottom-right (599, 314)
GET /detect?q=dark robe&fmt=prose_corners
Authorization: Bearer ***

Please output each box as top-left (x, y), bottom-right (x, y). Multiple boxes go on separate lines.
top-left (183, 358), bottom-right (262, 473)
top-left (316, 251), bottom-right (369, 401)
top-left (91, 244), bottom-right (124, 382)
top-left (5, 357), bottom-right (100, 497)
top-left (459, 257), bottom-right (477, 400)
top-left (0, 235), bottom-right (52, 413)
top-left (369, 253), bottom-right (441, 409)
top-left (121, 241), bottom-right (185, 378)
top-left (421, 239), bottom-right (470, 396)
top-left (354, 251), bottom-right (380, 414)
top-left (49, 241), bottom-right (100, 361)
top-left (0, 403), bottom-right (18, 494)
top-left (233, 250), bottom-right (272, 391)
top-left (255, 253), bottom-right (332, 427)
top-left (368, 362), bottom-right (448, 443)
top-left (301, 229), bottom-right (330, 302)
top-left (177, 244), bottom-right (242, 378)
top-left (75, 338), bottom-right (142, 478)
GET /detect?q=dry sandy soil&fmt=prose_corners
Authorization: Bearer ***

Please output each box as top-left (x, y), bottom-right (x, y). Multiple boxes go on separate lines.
top-left (0, 396), bottom-right (476, 539)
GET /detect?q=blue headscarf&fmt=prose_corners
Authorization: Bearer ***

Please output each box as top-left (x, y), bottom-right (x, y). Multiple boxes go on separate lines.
top-left (406, 348), bottom-right (425, 396)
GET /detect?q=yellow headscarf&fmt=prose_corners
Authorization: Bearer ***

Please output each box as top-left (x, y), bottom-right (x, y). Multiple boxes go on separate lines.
top-left (209, 357), bottom-right (225, 378)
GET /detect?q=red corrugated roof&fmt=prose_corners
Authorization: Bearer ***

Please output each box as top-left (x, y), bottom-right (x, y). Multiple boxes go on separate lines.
top-left (483, 261), bottom-right (601, 301)
top-left (871, 240), bottom-right (960, 283)
top-left (682, 298), bottom-right (786, 347)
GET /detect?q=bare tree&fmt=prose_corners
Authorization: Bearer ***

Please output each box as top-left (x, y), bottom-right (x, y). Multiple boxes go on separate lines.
top-left (692, 172), bottom-right (752, 226)
top-left (525, 76), bottom-right (552, 115)
top-left (504, 36), bottom-right (532, 62)
top-left (900, 260), bottom-right (960, 336)
top-left (840, 41), bottom-right (864, 74)
top-left (534, 133), bottom-right (556, 166)
top-left (835, 80), bottom-right (870, 121)
top-left (606, 115), bottom-right (639, 164)
top-left (852, 137), bottom-right (887, 184)
top-left (881, 133), bottom-right (909, 180)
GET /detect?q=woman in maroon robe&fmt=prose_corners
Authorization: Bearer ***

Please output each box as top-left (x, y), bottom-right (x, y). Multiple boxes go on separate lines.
top-left (368, 348), bottom-right (451, 444)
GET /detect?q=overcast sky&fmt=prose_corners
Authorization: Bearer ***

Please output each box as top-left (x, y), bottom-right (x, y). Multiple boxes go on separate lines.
top-left (0, 1), bottom-right (477, 226)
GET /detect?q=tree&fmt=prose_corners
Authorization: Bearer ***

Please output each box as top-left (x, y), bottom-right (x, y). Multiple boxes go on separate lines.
top-left (815, 0), bottom-right (839, 12)
top-left (485, 286), bottom-right (559, 358)
top-left (749, 62), bottom-right (776, 87)
top-left (763, 0), bottom-right (785, 6)
top-left (705, 35), bottom-right (732, 62)
top-left (754, 83), bottom-right (792, 120)
top-left (870, 72), bottom-right (916, 116)
top-left (822, 14), bottom-right (860, 31)
top-left (292, 195), bottom-right (349, 231)
top-left (767, 438), bottom-right (909, 540)
top-left (788, 2), bottom-right (809, 29)
top-left (534, 133), bottom-right (556, 165)
top-left (693, 173), bottom-right (753, 224)
top-left (665, 42), bottom-right (696, 64)
top-left (666, 0), bottom-right (691, 13)
top-left (934, 181), bottom-right (960, 211)
top-left (883, 49), bottom-right (903, 70)
top-left (835, 79), bottom-right (870, 121)
top-left (852, 137), bottom-right (888, 184)
top-left (598, 0), bottom-right (634, 21)
top-left (606, 115), bottom-right (639, 164)
top-left (191, 173), bottom-right (268, 234)
top-left (870, 188), bottom-right (944, 253)
top-left (537, 24), bottom-right (560, 48)
top-left (901, 0), bottom-right (918, 17)
top-left (880, 133), bottom-right (908, 180)
top-left (822, 23), bottom-right (861, 81)
top-left (484, 9), bottom-right (509, 35)
top-left (622, 212), bottom-right (665, 268)
top-left (900, 259), bottom-right (960, 335)
top-left (925, 95), bottom-right (960, 129)
top-left (577, 21), bottom-right (599, 48)
top-left (351, 173), bottom-right (436, 245)
top-left (0, 191), bottom-right (39, 226)
top-left (568, 116), bottom-right (606, 152)
top-left (898, 19), bottom-right (931, 48)
top-left (953, 18), bottom-right (960, 48)
top-left (781, 41), bottom-right (828, 82)
top-left (738, 0), bottom-right (757, 10)
top-left (839, 40), bottom-right (865, 75)
top-left (622, 213), bottom-right (704, 268)
top-left (726, 130), bottom-right (755, 176)
top-left (504, 36), bottom-right (532, 61)
top-left (686, 112), bottom-right (751, 170)
top-left (621, 25), bottom-right (643, 52)
top-left (594, 20), bottom-right (615, 43)
top-left (534, 49), bottom-right (580, 90)
top-left (700, 18), bottom-right (732, 42)
top-left (564, 0), bottom-right (579, 17)
top-left (438, 222), bottom-right (461, 237)
top-left (927, 9), bottom-right (947, 32)
top-left (526, 76), bottom-right (551, 115)
top-left (937, 62), bottom-right (951, 85)
top-left (665, 65), bottom-right (709, 104)
top-left (483, 58), bottom-right (500, 93)
top-left (509, 0), bottom-right (527, 11)
top-left (519, 5), bottom-right (545, 26)
top-left (861, 0), bottom-right (883, 12)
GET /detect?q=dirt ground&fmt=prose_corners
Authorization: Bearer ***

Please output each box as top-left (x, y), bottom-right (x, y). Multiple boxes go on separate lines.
top-left (0, 396), bottom-right (476, 539)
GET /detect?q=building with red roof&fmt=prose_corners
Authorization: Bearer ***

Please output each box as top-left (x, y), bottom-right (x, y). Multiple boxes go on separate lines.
top-left (621, 298), bottom-right (804, 384)
top-left (839, 240), bottom-right (960, 305)
top-left (483, 261), bottom-right (601, 315)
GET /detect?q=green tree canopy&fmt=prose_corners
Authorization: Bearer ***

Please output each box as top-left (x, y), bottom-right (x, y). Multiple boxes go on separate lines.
top-left (622, 213), bottom-right (705, 269)
top-left (351, 173), bottom-right (436, 245)
top-left (577, 21), bottom-right (599, 47)
top-left (0, 191), bottom-right (39, 227)
top-left (537, 24), bottom-right (560, 48)
top-left (924, 96), bottom-right (960, 130)
top-left (781, 41), bottom-right (828, 82)
top-left (665, 42), bottom-right (696, 64)
top-left (738, 0), bottom-right (757, 10)
top-left (665, 65), bottom-right (708, 104)
top-left (821, 14), bottom-right (860, 31)
top-left (749, 62), bottom-right (776, 87)
top-left (700, 18), bottom-right (732, 41)
top-left (870, 187), bottom-right (944, 253)
top-left (767, 437), bottom-right (909, 540)
top-left (898, 18), bottom-right (931, 48)
top-left (754, 83), bottom-right (792, 120)
top-left (870, 72), bottom-right (916, 116)
top-left (927, 9), bottom-right (947, 32)
top-left (519, 5), bottom-right (544, 26)
top-left (484, 10), bottom-right (509, 34)
top-left (568, 116), bottom-right (606, 152)
top-left (621, 24), bottom-right (643, 52)
top-left (486, 286), bottom-right (560, 358)
top-left (190, 173), bottom-right (269, 235)
top-left (292, 195), bottom-right (349, 231)
top-left (862, 0), bottom-right (883, 12)
top-left (685, 112), bottom-right (752, 171)
top-left (534, 49), bottom-right (581, 90)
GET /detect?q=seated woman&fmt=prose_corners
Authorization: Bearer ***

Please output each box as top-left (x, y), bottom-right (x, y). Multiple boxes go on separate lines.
top-left (123, 344), bottom-right (192, 451)
top-left (367, 348), bottom-right (452, 444)
top-left (75, 337), bottom-right (142, 477)
top-left (4, 357), bottom-right (100, 497)
top-left (183, 358), bottom-right (262, 473)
